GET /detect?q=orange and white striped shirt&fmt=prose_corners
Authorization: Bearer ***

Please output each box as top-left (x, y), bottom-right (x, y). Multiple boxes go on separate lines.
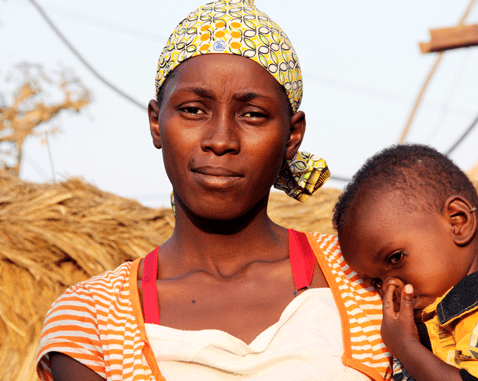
top-left (36, 233), bottom-right (393, 381)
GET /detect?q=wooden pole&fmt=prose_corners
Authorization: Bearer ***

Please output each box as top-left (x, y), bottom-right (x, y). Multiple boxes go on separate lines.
top-left (398, 0), bottom-right (477, 144)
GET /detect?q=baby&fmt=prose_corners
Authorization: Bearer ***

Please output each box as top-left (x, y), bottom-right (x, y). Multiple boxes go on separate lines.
top-left (333, 144), bottom-right (478, 381)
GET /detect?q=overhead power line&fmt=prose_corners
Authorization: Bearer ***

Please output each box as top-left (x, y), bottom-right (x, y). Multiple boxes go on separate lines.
top-left (305, 72), bottom-right (475, 118)
top-left (426, 54), bottom-right (471, 143)
top-left (399, 52), bottom-right (444, 143)
top-left (37, 1), bottom-right (167, 43)
top-left (28, 0), bottom-right (147, 111)
top-left (329, 175), bottom-right (351, 183)
top-left (446, 113), bottom-right (478, 155)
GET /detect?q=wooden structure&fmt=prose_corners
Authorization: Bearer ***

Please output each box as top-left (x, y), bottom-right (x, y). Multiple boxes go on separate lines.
top-left (420, 24), bottom-right (478, 53)
top-left (398, 0), bottom-right (477, 144)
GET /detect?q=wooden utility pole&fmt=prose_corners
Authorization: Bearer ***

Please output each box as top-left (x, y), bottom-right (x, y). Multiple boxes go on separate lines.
top-left (398, 0), bottom-right (477, 144)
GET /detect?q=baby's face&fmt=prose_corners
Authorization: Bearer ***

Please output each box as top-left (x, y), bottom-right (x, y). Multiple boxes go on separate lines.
top-left (339, 190), bottom-right (469, 319)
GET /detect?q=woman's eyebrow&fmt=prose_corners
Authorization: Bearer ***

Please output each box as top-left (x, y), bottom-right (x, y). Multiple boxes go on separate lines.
top-left (234, 92), bottom-right (273, 102)
top-left (176, 87), bottom-right (216, 99)
top-left (175, 88), bottom-right (274, 102)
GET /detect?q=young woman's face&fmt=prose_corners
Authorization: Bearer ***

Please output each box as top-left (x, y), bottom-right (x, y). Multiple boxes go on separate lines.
top-left (150, 54), bottom-right (303, 220)
top-left (339, 190), bottom-right (476, 320)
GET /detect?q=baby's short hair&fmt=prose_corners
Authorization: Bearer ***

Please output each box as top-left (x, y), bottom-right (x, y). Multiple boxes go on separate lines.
top-left (333, 144), bottom-right (478, 233)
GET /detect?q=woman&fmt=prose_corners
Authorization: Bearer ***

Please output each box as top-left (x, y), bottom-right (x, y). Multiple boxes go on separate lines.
top-left (37, 1), bottom-right (393, 380)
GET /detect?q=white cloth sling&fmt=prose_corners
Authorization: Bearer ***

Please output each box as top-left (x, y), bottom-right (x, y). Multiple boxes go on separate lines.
top-left (146, 288), bottom-right (372, 380)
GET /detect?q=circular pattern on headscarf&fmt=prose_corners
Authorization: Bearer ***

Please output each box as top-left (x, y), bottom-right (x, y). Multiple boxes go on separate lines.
top-left (155, 0), bottom-right (303, 113)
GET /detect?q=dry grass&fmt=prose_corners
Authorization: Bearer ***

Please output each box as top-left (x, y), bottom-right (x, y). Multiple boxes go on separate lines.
top-left (0, 171), bottom-right (175, 381)
top-left (2, 169), bottom-right (477, 381)
top-left (268, 189), bottom-right (341, 235)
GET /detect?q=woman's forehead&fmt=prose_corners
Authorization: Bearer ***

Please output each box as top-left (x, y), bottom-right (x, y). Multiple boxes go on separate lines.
top-left (164, 54), bottom-right (288, 101)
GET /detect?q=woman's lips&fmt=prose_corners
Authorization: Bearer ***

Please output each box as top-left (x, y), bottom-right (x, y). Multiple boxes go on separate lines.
top-left (192, 166), bottom-right (243, 188)
top-left (193, 166), bottom-right (242, 177)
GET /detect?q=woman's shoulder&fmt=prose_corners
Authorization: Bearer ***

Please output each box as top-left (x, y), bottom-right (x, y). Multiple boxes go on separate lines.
top-left (39, 259), bottom-right (142, 355)
top-left (49, 259), bottom-right (141, 316)
top-left (303, 232), bottom-right (341, 258)
top-left (37, 259), bottom-right (145, 381)
top-left (306, 232), bottom-right (339, 248)
top-left (75, 259), bottom-right (139, 291)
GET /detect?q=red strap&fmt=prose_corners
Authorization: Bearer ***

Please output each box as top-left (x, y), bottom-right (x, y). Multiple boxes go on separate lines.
top-left (142, 231), bottom-right (313, 325)
top-left (143, 247), bottom-right (160, 325)
top-left (288, 229), bottom-right (315, 294)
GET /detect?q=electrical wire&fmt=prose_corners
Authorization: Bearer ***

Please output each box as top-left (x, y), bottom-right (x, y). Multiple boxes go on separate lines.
top-left (305, 72), bottom-right (475, 118)
top-left (446, 114), bottom-right (478, 155)
top-left (329, 175), bottom-right (351, 183)
top-left (35, 0), bottom-right (167, 43)
top-left (426, 53), bottom-right (471, 143)
top-left (28, 0), bottom-right (147, 111)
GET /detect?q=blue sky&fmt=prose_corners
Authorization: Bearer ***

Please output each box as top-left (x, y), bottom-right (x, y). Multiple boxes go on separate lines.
top-left (2, 0), bottom-right (478, 207)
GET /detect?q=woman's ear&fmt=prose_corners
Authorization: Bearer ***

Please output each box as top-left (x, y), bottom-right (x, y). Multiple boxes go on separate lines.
top-left (285, 111), bottom-right (306, 160)
top-left (443, 195), bottom-right (477, 246)
top-left (148, 99), bottom-right (162, 149)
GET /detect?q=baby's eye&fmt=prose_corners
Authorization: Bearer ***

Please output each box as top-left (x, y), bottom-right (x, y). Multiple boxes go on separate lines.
top-left (388, 251), bottom-right (407, 265)
top-left (371, 278), bottom-right (383, 290)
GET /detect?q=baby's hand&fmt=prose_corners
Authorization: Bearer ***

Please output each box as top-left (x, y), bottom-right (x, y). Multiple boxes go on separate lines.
top-left (381, 283), bottom-right (420, 359)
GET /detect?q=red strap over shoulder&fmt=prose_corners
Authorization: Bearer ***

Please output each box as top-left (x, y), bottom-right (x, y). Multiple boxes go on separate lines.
top-left (288, 229), bottom-right (315, 295)
top-left (143, 247), bottom-right (160, 325)
top-left (142, 231), bottom-right (314, 325)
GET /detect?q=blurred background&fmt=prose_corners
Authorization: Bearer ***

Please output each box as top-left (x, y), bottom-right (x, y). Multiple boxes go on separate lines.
top-left (1, 0), bottom-right (478, 206)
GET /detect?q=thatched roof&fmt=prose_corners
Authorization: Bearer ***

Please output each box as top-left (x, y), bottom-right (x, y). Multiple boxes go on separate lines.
top-left (0, 171), bottom-right (340, 381)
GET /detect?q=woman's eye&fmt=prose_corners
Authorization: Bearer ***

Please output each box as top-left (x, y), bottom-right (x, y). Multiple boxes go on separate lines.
top-left (180, 106), bottom-right (204, 115)
top-left (388, 251), bottom-right (407, 265)
top-left (371, 278), bottom-right (383, 290)
top-left (243, 111), bottom-right (267, 119)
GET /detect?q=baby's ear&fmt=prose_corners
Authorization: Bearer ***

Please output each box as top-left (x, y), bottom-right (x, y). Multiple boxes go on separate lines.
top-left (444, 196), bottom-right (477, 246)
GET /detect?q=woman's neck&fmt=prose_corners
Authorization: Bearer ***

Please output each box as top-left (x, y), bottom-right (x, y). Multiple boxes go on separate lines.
top-left (158, 201), bottom-right (289, 279)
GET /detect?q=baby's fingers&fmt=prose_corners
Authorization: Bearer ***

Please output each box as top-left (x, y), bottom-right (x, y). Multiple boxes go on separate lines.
top-left (382, 283), bottom-right (396, 317)
top-left (398, 284), bottom-right (415, 321)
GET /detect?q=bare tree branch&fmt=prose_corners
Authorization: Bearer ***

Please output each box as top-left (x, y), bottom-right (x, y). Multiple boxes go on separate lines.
top-left (0, 64), bottom-right (90, 176)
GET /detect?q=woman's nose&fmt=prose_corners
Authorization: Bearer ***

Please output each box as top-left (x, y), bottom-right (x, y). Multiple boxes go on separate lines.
top-left (201, 111), bottom-right (240, 155)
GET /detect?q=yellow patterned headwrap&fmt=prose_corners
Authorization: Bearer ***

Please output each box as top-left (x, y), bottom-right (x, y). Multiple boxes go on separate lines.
top-left (156, 0), bottom-right (302, 112)
top-left (157, 0), bottom-right (330, 203)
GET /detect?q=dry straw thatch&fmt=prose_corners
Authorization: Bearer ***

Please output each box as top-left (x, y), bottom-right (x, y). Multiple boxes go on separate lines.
top-left (0, 171), bottom-right (174, 381)
top-left (0, 171), bottom-right (340, 381)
